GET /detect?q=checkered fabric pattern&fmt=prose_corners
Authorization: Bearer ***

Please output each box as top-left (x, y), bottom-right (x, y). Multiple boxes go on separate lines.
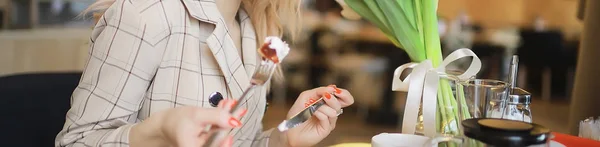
top-left (55, 0), bottom-right (274, 146)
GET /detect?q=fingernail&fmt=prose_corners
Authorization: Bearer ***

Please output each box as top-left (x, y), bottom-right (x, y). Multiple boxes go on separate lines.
top-left (328, 84), bottom-right (337, 88)
top-left (228, 117), bottom-right (242, 127)
top-left (230, 100), bottom-right (237, 108)
top-left (335, 88), bottom-right (342, 94)
top-left (238, 109), bottom-right (248, 118)
top-left (324, 93), bottom-right (332, 99)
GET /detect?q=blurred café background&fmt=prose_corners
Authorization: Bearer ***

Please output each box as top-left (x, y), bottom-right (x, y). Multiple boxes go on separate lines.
top-left (0, 0), bottom-right (598, 146)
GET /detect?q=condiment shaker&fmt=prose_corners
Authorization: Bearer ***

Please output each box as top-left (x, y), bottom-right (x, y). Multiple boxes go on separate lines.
top-left (502, 87), bottom-right (532, 123)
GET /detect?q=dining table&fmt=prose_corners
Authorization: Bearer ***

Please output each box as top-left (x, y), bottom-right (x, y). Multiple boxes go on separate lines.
top-left (552, 132), bottom-right (600, 146)
top-left (329, 132), bottom-right (600, 147)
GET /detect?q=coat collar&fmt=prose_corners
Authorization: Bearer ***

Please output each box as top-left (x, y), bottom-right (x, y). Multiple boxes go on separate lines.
top-left (181, 0), bottom-right (258, 98)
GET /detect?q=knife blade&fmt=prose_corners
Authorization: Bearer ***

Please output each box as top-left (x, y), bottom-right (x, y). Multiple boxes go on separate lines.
top-left (277, 94), bottom-right (333, 132)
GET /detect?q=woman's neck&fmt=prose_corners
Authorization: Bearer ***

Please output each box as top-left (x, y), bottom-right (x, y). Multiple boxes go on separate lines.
top-left (216, 0), bottom-right (242, 24)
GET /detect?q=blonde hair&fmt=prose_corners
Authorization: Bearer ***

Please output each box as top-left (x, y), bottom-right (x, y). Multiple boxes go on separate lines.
top-left (84, 0), bottom-right (301, 83)
top-left (85, 0), bottom-right (300, 44)
top-left (241, 0), bottom-right (301, 82)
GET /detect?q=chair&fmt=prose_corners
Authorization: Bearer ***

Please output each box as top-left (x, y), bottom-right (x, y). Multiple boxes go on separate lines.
top-left (0, 0), bottom-right (11, 29)
top-left (470, 42), bottom-right (505, 79)
top-left (0, 72), bottom-right (81, 147)
top-left (517, 29), bottom-right (565, 99)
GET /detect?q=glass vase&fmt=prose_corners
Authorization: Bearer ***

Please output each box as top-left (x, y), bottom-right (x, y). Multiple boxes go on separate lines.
top-left (413, 70), bottom-right (474, 147)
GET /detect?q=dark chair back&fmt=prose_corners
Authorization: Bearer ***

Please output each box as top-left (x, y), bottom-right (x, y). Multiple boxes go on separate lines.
top-left (0, 72), bottom-right (81, 147)
top-left (517, 29), bottom-right (566, 95)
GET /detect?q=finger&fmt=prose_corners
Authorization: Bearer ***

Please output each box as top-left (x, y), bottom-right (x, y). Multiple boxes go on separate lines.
top-left (225, 99), bottom-right (237, 112)
top-left (194, 108), bottom-right (242, 129)
top-left (313, 110), bottom-right (331, 130)
top-left (322, 93), bottom-right (342, 112)
top-left (192, 129), bottom-right (221, 147)
top-left (220, 135), bottom-right (234, 147)
top-left (317, 105), bottom-right (338, 129)
top-left (193, 131), bottom-right (211, 147)
top-left (330, 86), bottom-right (354, 107)
top-left (177, 128), bottom-right (214, 147)
top-left (314, 86), bottom-right (336, 98)
top-left (232, 108), bottom-right (248, 119)
top-left (177, 134), bottom-right (200, 147)
top-left (294, 87), bottom-right (334, 111)
top-left (298, 86), bottom-right (335, 101)
top-left (217, 99), bottom-right (228, 109)
top-left (318, 105), bottom-right (339, 118)
top-left (304, 97), bottom-right (319, 108)
top-left (328, 84), bottom-right (338, 90)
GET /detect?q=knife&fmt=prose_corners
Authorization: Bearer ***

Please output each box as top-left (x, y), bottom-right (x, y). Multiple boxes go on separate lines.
top-left (277, 94), bottom-right (333, 132)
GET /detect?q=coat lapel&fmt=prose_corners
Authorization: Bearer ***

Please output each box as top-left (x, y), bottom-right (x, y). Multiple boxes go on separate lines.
top-left (180, 0), bottom-right (251, 98)
top-left (238, 10), bottom-right (259, 78)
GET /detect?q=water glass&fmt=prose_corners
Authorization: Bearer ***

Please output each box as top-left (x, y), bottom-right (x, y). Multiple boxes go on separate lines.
top-left (456, 79), bottom-right (509, 120)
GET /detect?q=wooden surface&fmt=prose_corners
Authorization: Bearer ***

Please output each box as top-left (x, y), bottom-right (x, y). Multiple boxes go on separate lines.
top-left (0, 28), bottom-right (91, 76)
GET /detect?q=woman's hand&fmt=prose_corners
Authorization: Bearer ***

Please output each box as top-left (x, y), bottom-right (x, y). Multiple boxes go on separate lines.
top-left (131, 99), bottom-right (247, 147)
top-left (284, 85), bottom-right (355, 147)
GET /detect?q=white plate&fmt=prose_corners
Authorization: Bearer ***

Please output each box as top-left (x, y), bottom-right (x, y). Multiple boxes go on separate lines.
top-left (370, 133), bottom-right (567, 147)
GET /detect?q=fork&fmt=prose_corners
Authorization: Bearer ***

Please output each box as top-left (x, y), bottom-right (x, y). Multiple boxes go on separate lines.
top-left (203, 59), bottom-right (279, 147)
top-left (233, 59), bottom-right (278, 111)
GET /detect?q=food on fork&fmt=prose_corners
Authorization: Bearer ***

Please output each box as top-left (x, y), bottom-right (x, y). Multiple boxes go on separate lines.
top-left (258, 36), bottom-right (290, 63)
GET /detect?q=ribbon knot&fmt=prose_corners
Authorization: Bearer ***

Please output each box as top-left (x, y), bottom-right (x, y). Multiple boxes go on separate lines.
top-left (391, 48), bottom-right (481, 137)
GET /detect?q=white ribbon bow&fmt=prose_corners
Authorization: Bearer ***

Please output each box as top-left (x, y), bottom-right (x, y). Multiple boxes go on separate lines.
top-left (392, 48), bottom-right (481, 137)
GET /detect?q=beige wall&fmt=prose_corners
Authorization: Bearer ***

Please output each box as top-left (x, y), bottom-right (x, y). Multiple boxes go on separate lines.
top-left (438, 0), bottom-right (582, 38)
top-left (440, 0), bottom-right (525, 28)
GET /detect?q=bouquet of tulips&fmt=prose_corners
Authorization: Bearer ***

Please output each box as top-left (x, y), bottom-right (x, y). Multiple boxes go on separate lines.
top-left (339, 0), bottom-right (475, 141)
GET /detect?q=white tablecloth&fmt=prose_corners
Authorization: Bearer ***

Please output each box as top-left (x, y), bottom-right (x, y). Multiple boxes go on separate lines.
top-left (0, 28), bottom-right (91, 76)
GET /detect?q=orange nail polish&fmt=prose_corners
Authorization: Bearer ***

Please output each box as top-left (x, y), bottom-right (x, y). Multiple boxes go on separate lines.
top-left (324, 93), bottom-right (331, 99)
top-left (238, 109), bottom-right (248, 117)
top-left (230, 100), bottom-right (237, 108)
top-left (335, 88), bottom-right (342, 94)
top-left (228, 117), bottom-right (241, 127)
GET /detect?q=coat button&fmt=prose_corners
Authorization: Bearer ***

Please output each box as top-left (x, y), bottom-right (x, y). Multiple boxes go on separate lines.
top-left (209, 92), bottom-right (223, 107)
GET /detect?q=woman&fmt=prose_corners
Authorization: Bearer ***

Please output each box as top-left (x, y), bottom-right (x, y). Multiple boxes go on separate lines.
top-left (55, 0), bottom-right (355, 146)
